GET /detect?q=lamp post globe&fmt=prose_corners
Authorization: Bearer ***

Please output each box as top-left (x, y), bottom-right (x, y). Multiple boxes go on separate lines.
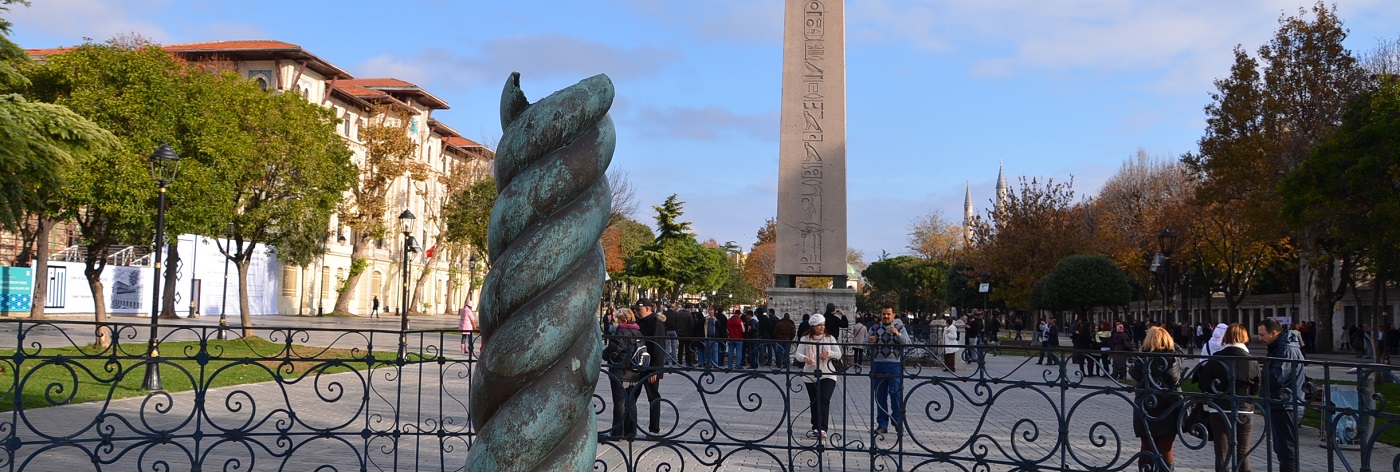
top-left (144, 144), bottom-right (181, 391)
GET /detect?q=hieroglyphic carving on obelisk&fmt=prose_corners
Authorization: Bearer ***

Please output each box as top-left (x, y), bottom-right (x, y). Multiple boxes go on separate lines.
top-left (776, 0), bottom-right (846, 279)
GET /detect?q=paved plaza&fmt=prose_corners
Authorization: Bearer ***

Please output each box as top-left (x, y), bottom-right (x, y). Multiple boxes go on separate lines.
top-left (1, 315), bottom-right (1396, 471)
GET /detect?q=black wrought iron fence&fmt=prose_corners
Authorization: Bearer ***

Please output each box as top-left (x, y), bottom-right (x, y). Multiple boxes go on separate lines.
top-left (0, 320), bottom-right (1397, 471)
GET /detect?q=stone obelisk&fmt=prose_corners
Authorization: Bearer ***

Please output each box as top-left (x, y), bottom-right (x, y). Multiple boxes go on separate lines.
top-left (769, 0), bottom-right (855, 316)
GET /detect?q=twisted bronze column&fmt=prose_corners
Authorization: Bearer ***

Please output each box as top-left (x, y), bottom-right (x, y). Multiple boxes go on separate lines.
top-left (465, 72), bottom-right (614, 471)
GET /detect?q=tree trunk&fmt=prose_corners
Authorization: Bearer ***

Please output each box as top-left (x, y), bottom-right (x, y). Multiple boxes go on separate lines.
top-left (237, 258), bottom-right (254, 339)
top-left (28, 216), bottom-right (54, 320)
top-left (410, 265), bottom-right (433, 315)
top-left (160, 240), bottom-right (180, 318)
top-left (1308, 253), bottom-right (1346, 354)
top-left (331, 238), bottom-right (369, 315)
top-left (1370, 279), bottom-right (1382, 364)
top-left (83, 243), bottom-right (111, 348)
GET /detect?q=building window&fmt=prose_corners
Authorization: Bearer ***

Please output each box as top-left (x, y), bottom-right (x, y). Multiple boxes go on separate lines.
top-left (321, 266), bottom-right (331, 298)
top-left (281, 266), bottom-right (297, 296)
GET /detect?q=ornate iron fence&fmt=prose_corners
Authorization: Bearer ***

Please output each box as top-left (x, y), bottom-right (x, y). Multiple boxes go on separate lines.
top-left (0, 320), bottom-right (1397, 471)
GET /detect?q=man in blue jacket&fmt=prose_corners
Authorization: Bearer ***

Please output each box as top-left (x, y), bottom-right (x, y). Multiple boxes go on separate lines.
top-left (1257, 318), bottom-right (1305, 472)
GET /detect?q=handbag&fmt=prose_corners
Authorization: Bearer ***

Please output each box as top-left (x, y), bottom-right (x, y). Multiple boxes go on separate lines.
top-left (1181, 400), bottom-right (1210, 437)
top-left (828, 358), bottom-right (846, 373)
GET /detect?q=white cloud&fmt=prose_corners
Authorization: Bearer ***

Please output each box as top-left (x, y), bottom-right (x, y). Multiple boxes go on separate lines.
top-left (9, 0), bottom-right (174, 44)
top-left (357, 34), bottom-right (680, 89)
top-left (851, 0), bottom-right (1400, 90)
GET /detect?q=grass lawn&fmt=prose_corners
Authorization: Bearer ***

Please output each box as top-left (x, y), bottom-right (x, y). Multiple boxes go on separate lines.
top-left (0, 338), bottom-right (431, 412)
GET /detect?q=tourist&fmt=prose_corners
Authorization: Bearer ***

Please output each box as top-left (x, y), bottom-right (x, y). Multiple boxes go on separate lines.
top-left (1130, 326), bottom-right (1184, 472)
top-left (1071, 318), bottom-right (1097, 377)
top-left (1257, 318), bottom-right (1305, 472)
top-left (1037, 319), bottom-right (1059, 365)
top-left (1108, 323), bottom-right (1132, 379)
top-left (600, 308), bottom-right (645, 441)
top-left (1193, 323), bottom-right (1260, 472)
top-left (775, 312), bottom-right (797, 365)
top-left (726, 310), bottom-right (747, 369)
top-left (634, 298), bottom-right (667, 436)
top-left (850, 315), bottom-right (868, 366)
top-left (795, 313), bottom-right (842, 439)
top-left (371, 296), bottom-right (380, 319)
top-left (941, 315), bottom-right (960, 373)
top-left (702, 308), bottom-right (723, 368)
top-left (745, 309), bottom-right (761, 368)
top-left (458, 301), bottom-right (476, 355)
top-left (867, 305), bottom-right (910, 435)
top-left (1200, 323), bottom-right (1226, 358)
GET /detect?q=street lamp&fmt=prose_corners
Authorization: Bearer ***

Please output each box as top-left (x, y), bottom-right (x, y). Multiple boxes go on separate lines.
top-left (397, 209), bottom-right (419, 361)
top-left (1151, 229), bottom-right (1179, 325)
top-left (1182, 269), bottom-right (1196, 330)
top-left (218, 222), bottom-right (233, 340)
top-left (144, 144), bottom-right (181, 391)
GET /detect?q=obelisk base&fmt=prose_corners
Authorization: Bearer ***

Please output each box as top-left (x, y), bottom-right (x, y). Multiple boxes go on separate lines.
top-left (764, 287), bottom-right (856, 319)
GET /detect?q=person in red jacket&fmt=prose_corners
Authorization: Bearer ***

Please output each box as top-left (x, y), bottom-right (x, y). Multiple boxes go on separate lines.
top-left (726, 311), bottom-right (748, 369)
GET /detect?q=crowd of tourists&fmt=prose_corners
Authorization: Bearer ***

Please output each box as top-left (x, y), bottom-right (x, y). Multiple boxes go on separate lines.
top-left (594, 300), bottom-right (1310, 472)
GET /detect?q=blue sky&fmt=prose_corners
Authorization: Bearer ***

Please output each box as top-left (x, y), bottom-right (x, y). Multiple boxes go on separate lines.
top-left (10, 0), bottom-right (1400, 261)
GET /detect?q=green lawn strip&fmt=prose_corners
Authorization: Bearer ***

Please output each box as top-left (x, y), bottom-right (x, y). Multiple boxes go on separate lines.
top-left (0, 338), bottom-right (435, 412)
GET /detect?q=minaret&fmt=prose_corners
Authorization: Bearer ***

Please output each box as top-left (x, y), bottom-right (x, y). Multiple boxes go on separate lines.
top-left (994, 161), bottom-right (1008, 216)
top-left (963, 181), bottom-right (974, 242)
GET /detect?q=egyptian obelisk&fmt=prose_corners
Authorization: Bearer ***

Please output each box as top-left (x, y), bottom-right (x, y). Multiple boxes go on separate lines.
top-left (769, 0), bottom-right (854, 315)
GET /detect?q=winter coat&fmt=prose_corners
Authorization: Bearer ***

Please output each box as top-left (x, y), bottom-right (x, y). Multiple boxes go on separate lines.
top-left (603, 325), bottom-right (646, 383)
top-left (1193, 344), bottom-right (1260, 411)
top-left (774, 317), bottom-right (797, 341)
top-left (1264, 330), bottom-right (1307, 404)
top-left (1130, 347), bottom-right (1184, 438)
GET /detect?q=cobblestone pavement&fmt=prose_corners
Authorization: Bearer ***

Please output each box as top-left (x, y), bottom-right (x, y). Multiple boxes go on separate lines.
top-left (2, 317), bottom-right (1396, 471)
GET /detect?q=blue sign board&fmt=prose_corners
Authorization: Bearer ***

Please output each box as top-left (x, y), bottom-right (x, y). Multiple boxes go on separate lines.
top-left (0, 266), bottom-right (32, 313)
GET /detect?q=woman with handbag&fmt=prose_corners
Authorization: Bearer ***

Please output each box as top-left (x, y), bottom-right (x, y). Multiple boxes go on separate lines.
top-left (1130, 326), bottom-right (1184, 472)
top-left (1109, 323), bottom-right (1133, 379)
top-left (794, 313), bottom-right (842, 440)
top-left (1193, 323), bottom-right (1260, 472)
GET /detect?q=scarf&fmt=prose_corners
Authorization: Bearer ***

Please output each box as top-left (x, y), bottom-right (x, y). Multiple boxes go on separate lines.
top-left (617, 323), bottom-right (640, 330)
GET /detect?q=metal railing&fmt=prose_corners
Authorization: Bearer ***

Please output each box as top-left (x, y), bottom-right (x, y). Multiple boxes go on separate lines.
top-left (0, 320), bottom-right (1395, 471)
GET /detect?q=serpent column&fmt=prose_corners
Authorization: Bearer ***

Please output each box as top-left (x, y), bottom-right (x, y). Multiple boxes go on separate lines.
top-left (464, 72), bottom-right (614, 471)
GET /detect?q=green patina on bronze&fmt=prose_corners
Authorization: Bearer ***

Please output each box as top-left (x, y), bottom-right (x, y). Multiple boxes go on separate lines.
top-left (464, 72), bottom-right (613, 472)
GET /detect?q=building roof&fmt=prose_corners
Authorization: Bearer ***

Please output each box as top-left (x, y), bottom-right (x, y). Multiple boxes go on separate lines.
top-left (337, 78), bottom-right (449, 110)
top-left (162, 40), bottom-right (354, 80)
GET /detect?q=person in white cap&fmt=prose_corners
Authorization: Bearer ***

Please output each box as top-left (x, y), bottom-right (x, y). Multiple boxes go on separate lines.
top-left (794, 313), bottom-right (842, 440)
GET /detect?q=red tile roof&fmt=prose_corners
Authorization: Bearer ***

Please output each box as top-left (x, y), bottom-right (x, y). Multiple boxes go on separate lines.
top-left (25, 46), bottom-right (76, 57)
top-left (444, 136), bottom-right (483, 148)
top-left (339, 78), bottom-right (449, 110)
top-left (163, 40), bottom-right (303, 52)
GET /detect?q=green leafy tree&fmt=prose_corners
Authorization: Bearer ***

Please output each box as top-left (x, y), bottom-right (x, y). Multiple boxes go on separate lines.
top-left (1033, 254), bottom-right (1131, 322)
top-left (861, 255), bottom-right (949, 314)
top-left (1283, 76), bottom-right (1400, 353)
top-left (25, 42), bottom-right (189, 328)
top-left (1183, 2), bottom-right (1366, 350)
top-left (621, 194), bottom-right (727, 299)
top-left (186, 72), bottom-right (356, 336)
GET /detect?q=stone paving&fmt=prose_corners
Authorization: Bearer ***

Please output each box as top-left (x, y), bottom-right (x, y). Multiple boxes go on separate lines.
top-left (0, 316), bottom-right (1396, 471)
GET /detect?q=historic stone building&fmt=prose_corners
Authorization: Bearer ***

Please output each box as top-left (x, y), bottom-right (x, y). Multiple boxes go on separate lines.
top-left (16, 40), bottom-right (493, 318)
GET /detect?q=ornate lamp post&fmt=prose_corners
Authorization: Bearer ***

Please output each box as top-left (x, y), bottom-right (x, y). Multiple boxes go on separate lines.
top-left (218, 222), bottom-right (233, 340)
top-left (1150, 229), bottom-right (1179, 325)
top-left (144, 144), bottom-right (181, 391)
top-left (397, 209), bottom-right (419, 361)
top-left (315, 228), bottom-right (346, 318)
top-left (1182, 269), bottom-right (1195, 328)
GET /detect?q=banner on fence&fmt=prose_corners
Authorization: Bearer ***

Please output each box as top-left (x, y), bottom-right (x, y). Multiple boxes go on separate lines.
top-left (0, 266), bottom-right (31, 313)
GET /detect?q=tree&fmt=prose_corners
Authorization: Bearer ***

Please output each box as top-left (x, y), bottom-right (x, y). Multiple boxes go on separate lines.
top-left (1183, 2), bottom-right (1366, 351)
top-left (25, 42), bottom-right (191, 331)
top-left (330, 115), bottom-right (422, 315)
top-left (189, 74), bottom-right (356, 336)
top-left (968, 177), bottom-right (1089, 309)
top-left (907, 209), bottom-right (964, 262)
top-left (607, 169), bottom-right (639, 227)
top-left (1033, 254), bottom-right (1131, 322)
top-left (861, 255), bottom-right (949, 314)
top-left (754, 217), bottom-right (776, 249)
top-left (621, 195), bottom-right (727, 299)
top-left (1089, 149), bottom-right (1196, 290)
top-left (1283, 77), bottom-right (1400, 348)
